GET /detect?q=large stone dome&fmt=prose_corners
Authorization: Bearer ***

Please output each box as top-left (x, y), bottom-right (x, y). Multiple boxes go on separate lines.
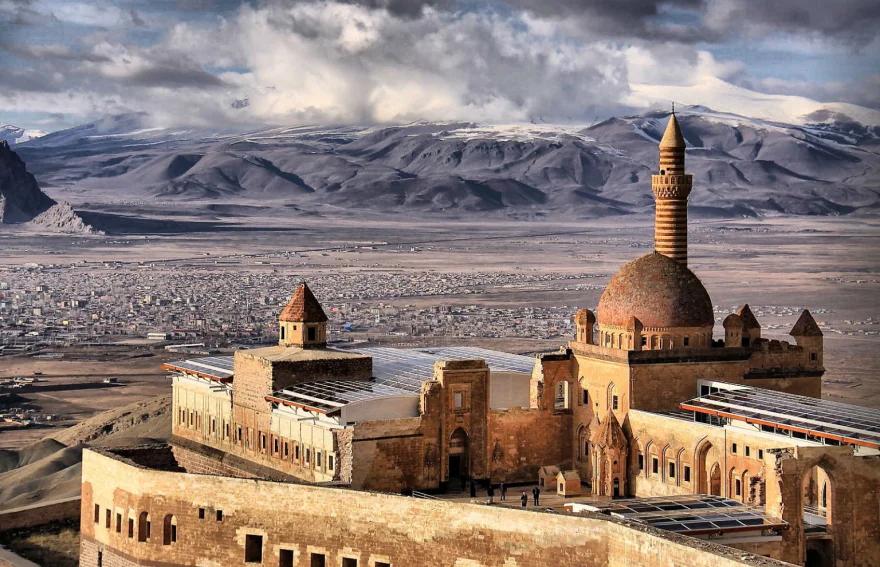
top-left (597, 252), bottom-right (713, 329)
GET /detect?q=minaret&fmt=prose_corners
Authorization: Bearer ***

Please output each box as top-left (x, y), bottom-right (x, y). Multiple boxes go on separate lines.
top-left (651, 109), bottom-right (692, 265)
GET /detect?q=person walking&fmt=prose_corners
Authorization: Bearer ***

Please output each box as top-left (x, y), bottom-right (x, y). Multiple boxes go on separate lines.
top-left (486, 484), bottom-right (495, 505)
top-left (470, 480), bottom-right (477, 498)
top-left (499, 482), bottom-right (507, 501)
top-left (520, 491), bottom-right (528, 507)
top-left (532, 485), bottom-right (540, 506)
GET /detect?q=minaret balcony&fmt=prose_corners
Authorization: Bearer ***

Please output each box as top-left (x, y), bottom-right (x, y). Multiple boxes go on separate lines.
top-left (651, 174), bottom-right (693, 186)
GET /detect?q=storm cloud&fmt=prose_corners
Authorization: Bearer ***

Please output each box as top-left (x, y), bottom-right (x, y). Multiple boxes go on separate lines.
top-left (0, 0), bottom-right (878, 132)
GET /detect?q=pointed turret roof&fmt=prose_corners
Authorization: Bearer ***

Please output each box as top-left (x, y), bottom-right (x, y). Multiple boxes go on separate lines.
top-left (591, 410), bottom-right (627, 448)
top-left (279, 283), bottom-right (327, 322)
top-left (737, 304), bottom-right (761, 330)
top-left (790, 309), bottom-right (822, 337)
top-left (659, 113), bottom-right (686, 149)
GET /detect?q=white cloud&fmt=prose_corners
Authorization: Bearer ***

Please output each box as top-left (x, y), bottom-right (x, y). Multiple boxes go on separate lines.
top-left (2, 0), bottom-right (878, 132)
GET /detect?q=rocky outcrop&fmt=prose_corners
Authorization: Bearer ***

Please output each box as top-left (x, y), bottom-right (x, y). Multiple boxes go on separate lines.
top-left (0, 141), bottom-right (99, 234)
top-left (0, 140), bottom-right (55, 223)
top-left (29, 202), bottom-right (104, 235)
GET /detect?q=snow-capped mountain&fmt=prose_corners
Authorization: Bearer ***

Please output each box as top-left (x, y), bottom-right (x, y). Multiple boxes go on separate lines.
top-left (628, 77), bottom-right (880, 128)
top-left (0, 124), bottom-right (46, 145)
top-left (11, 105), bottom-right (880, 219)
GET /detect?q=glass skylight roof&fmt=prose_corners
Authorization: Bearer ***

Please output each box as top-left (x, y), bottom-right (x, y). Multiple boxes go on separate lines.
top-left (350, 346), bottom-right (536, 393)
top-left (270, 380), bottom-right (415, 413)
top-left (164, 356), bottom-right (234, 381)
top-left (414, 347), bottom-right (536, 374)
top-left (171, 347), bottom-right (536, 412)
top-left (681, 383), bottom-right (880, 449)
top-left (352, 347), bottom-right (439, 392)
top-left (582, 495), bottom-right (787, 535)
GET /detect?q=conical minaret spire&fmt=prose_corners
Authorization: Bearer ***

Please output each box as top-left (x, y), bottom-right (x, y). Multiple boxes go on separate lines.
top-left (652, 111), bottom-right (693, 265)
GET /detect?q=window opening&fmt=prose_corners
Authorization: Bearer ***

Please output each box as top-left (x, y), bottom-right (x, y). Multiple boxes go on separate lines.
top-left (245, 534), bottom-right (263, 563)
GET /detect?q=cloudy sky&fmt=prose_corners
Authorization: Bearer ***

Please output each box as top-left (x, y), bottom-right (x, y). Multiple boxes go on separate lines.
top-left (1, 0), bottom-right (878, 133)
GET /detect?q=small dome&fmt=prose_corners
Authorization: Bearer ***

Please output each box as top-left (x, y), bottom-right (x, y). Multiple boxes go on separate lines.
top-left (723, 313), bottom-right (743, 329)
top-left (575, 308), bottom-right (596, 326)
top-left (597, 252), bottom-right (713, 329)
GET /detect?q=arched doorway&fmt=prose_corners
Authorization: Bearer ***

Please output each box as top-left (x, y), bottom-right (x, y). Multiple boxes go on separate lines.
top-left (802, 464), bottom-right (833, 534)
top-left (448, 427), bottom-right (469, 481)
top-left (696, 440), bottom-right (714, 494)
top-left (709, 463), bottom-right (722, 496)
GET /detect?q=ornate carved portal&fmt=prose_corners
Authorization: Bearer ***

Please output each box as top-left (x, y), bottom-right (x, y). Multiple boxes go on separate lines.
top-left (448, 427), bottom-right (469, 480)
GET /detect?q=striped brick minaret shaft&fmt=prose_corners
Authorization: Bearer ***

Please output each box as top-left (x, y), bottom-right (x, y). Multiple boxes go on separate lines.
top-left (651, 112), bottom-right (692, 266)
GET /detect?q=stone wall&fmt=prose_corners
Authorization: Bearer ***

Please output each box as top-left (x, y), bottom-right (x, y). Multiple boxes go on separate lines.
top-left (348, 417), bottom-right (434, 492)
top-left (0, 548), bottom-right (40, 567)
top-left (0, 497), bottom-right (81, 532)
top-left (488, 407), bottom-right (570, 482)
top-left (79, 447), bottom-right (793, 567)
top-left (627, 410), bottom-right (798, 503)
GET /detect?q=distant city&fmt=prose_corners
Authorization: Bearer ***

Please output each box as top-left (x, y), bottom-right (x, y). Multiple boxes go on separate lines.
top-left (0, 251), bottom-right (865, 356)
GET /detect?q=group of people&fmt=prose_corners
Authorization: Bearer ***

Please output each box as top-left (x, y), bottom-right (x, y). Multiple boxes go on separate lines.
top-left (463, 477), bottom-right (542, 507)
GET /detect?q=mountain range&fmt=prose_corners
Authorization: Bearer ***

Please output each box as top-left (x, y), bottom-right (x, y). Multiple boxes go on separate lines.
top-left (0, 124), bottom-right (46, 146)
top-left (8, 105), bottom-right (880, 220)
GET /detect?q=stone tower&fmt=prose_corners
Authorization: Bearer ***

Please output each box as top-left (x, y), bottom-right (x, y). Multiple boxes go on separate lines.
top-left (590, 410), bottom-right (628, 498)
top-left (790, 309), bottom-right (823, 368)
top-left (651, 112), bottom-right (692, 266)
top-left (278, 282), bottom-right (328, 348)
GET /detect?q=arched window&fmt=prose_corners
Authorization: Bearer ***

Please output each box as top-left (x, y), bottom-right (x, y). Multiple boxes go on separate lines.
top-left (138, 512), bottom-right (150, 542)
top-left (554, 381), bottom-right (571, 410)
top-left (646, 442), bottom-right (659, 477)
top-left (607, 383), bottom-right (618, 412)
top-left (730, 468), bottom-right (741, 500)
top-left (577, 425), bottom-right (589, 461)
top-left (662, 446), bottom-right (672, 482)
top-left (163, 514), bottom-right (177, 545)
top-left (802, 465), bottom-right (833, 530)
